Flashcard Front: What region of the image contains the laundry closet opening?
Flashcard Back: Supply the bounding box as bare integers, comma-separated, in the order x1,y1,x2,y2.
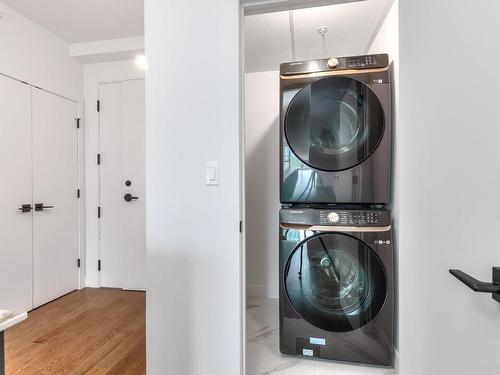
242,0,399,373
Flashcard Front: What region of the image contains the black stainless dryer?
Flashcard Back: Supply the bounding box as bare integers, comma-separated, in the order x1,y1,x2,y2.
280,54,391,204
279,208,394,366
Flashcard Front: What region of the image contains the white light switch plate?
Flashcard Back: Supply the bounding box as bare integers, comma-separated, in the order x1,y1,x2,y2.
206,161,219,186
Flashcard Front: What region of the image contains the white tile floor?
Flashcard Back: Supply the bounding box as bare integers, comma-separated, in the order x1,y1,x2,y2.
246,298,396,375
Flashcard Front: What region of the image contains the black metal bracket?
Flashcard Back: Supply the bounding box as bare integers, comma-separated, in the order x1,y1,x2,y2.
449,267,500,303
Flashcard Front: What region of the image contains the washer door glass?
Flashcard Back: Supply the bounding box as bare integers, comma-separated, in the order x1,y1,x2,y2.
284,77,385,171
284,232,387,332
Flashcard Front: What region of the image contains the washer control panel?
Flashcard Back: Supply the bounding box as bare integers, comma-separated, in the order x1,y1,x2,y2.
280,208,390,227
319,210,381,225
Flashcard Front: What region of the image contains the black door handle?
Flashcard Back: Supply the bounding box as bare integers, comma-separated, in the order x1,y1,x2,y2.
449,267,500,303
34,203,55,211
18,204,32,213
124,193,139,202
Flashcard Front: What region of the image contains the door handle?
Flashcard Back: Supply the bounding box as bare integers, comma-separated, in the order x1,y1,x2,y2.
449,268,500,303
18,204,33,213
34,203,55,211
124,193,139,202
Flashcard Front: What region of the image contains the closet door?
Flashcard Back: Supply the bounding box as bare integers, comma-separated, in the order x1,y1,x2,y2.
32,88,78,308
0,75,33,312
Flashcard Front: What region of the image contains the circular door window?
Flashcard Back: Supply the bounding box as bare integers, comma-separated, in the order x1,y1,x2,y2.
284,77,385,171
284,232,387,332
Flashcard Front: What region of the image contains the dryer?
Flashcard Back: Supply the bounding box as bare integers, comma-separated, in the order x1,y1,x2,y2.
279,208,394,366
280,54,391,205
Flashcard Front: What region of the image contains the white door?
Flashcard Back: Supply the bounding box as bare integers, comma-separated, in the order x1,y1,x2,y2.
0,75,33,312
32,88,79,308
99,80,146,290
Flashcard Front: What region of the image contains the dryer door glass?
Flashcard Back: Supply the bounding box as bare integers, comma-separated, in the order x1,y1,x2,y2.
284,232,387,332
284,77,385,171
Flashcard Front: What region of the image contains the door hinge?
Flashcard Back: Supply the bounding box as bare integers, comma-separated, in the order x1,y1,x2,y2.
77,258,81,268
97,100,100,112
77,189,80,198
97,153,101,165
98,260,101,271
239,220,243,233
98,206,101,218
76,118,81,129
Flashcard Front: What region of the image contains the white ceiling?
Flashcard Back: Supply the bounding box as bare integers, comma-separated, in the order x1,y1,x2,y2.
0,0,144,43
245,0,392,73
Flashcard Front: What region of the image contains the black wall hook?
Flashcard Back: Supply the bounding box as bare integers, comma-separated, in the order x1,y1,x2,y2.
449,267,500,303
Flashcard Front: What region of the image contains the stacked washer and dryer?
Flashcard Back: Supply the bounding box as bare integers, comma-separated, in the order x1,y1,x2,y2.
278,54,394,366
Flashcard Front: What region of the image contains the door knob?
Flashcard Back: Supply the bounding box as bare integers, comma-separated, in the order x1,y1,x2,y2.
124,193,139,202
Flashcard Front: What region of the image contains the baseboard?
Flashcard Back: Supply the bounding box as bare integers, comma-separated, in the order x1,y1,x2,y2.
246,284,278,299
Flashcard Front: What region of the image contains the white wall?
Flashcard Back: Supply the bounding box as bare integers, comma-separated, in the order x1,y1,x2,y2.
83,59,145,287
399,1,500,374
145,0,242,374
0,1,82,101
245,71,281,299
367,0,399,358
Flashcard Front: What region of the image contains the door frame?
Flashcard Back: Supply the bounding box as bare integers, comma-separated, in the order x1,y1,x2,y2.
238,1,360,373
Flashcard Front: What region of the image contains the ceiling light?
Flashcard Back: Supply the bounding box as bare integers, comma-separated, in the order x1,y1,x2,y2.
136,54,148,71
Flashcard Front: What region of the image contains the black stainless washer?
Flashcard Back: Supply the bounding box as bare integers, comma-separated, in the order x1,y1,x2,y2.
279,208,394,366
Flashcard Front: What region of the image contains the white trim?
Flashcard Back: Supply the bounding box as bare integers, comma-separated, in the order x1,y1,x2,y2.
394,348,400,373
364,0,396,53
242,0,360,15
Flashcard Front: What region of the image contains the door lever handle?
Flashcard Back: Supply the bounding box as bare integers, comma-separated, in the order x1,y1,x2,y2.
18,204,33,213
124,193,139,202
449,268,500,303
35,203,55,211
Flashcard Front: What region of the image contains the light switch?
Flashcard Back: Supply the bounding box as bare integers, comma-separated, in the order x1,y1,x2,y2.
206,161,219,186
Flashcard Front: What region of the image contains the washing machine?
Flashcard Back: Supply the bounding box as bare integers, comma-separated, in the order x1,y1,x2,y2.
279,208,393,366
280,54,391,204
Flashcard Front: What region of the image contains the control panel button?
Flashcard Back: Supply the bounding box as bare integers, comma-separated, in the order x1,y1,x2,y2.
327,58,339,68
327,212,340,223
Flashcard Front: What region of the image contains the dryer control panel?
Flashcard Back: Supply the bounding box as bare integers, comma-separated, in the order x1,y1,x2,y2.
280,208,390,227
280,53,389,76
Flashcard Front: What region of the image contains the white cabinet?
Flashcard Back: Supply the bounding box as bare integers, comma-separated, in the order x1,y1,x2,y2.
0,75,79,311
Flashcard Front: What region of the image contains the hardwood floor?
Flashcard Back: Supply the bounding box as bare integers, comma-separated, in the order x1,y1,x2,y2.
4,288,146,375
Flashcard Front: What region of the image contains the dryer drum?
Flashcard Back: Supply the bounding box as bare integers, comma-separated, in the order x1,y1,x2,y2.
284,232,387,333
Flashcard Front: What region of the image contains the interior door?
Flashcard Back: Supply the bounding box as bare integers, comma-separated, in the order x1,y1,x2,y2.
32,88,78,308
0,75,33,312
99,80,146,290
